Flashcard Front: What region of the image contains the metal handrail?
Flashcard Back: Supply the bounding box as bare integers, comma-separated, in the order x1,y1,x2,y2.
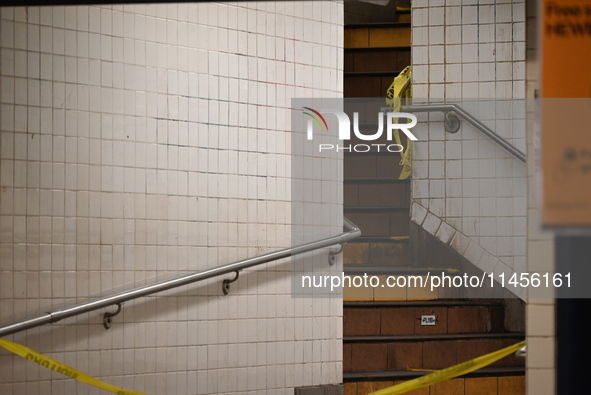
402,103,526,163
0,217,361,338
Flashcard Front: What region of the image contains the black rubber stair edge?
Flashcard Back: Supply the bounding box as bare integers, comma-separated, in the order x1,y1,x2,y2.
343,366,525,382
344,333,526,343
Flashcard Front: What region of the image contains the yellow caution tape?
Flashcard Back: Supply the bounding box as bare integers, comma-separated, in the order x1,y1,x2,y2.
0,338,148,395
369,340,526,395
389,236,410,241
386,66,413,180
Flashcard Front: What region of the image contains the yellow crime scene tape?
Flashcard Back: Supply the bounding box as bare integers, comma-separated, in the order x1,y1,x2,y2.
369,340,526,395
386,66,413,180
1,333,523,395
0,338,148,395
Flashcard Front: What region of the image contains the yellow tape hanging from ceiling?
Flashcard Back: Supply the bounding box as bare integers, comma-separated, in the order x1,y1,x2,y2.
0,338,148,395
386,66,412,180
369,340,526,395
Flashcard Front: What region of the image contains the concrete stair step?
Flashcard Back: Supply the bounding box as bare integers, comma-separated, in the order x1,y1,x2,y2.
345,71,402,77
344,332,525,343
344,74,401,97
344,154,406,179
344,338,525,373
344,300,504,307
345,47,410,73
344,303,506,336
345,183,410,208
343,264,459,274
344,22,411,48
345,236,409,244
343,372,525,395
396,8,411,23
344,241,409,265
345,212,409,237
343,25,410,97
344,375,525,395
345,206,410,213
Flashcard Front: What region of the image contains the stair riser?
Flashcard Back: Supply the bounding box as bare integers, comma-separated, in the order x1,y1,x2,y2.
345,27,411,48
343,101,395,120
398,13,411,23
344,155,406,179
344,306,505,336
345,183,410,208
345,212,409,237
345,49,410,73
345,75,400,97
344,242,409,266
344,376,525,395
344,339,525,373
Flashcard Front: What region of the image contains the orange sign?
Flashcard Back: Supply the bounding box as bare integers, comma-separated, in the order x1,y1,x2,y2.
541,0,591,226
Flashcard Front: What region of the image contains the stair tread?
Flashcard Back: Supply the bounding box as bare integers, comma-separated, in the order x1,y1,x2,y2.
345,46,411,52
343,264,458,275
346,236,409,243
345,71,402,77
344,152,407,157
344,178,410,184
344,300,505,308
343,366,525,381
345,22,411,29
344,333,525,343
345,206,409,212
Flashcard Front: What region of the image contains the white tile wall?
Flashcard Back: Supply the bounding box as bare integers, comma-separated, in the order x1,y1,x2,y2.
523,0,556,392
0,2,344,394
411,0,527,297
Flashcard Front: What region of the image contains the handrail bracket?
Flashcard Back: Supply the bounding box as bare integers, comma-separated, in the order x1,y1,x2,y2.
444,111,461,133
328,244,344,266
222,271,240,295
103,303,124,330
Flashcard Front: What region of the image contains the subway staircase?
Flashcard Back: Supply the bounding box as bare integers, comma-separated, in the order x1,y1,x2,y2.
342,10,525,395
344,22,410,98
342,301,525,395
343,16,413,272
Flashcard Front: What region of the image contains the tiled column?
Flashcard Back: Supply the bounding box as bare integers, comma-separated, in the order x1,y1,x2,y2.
524,1,555,394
